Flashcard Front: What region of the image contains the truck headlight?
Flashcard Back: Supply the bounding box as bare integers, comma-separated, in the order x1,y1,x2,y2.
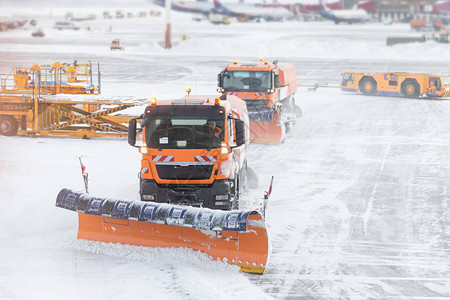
215,195,229,206
221,142,229,155
139,146,148,154
142,194,156,201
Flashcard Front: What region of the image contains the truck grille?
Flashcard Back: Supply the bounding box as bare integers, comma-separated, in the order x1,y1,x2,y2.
244,99,269,111
248,109,275,122
156,163,213,180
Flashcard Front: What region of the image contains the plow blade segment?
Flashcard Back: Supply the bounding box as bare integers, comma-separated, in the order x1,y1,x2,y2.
248,110,285,144
56,188,269,274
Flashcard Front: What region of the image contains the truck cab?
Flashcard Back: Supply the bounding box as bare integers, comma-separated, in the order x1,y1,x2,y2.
425,75,450,97
217,59,299,144
110,39,125,50
128,94,250,210
218,59,281,111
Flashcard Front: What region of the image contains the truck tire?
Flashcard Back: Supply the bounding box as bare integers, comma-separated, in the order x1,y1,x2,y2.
247,166,259,189
281,97,298,131
294,105,302,118
240,161,248,192
231,172,240,210
231,195,239,210
401,79,420,98
359,77,377,96
0,115,18,136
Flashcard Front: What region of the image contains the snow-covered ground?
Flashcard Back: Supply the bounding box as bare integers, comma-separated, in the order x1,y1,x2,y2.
1,1,450,299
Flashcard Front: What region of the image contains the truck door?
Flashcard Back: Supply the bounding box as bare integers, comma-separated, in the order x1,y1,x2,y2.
228,118,235,146
341,73,354,87
428,77,441,94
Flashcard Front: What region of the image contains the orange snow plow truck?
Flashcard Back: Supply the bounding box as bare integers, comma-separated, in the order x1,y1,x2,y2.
218,59,301,144
55,94,270,274
341,72,450,99
129,94,250,210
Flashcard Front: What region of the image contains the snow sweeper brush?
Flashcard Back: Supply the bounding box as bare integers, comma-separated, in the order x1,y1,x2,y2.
55,188,270,274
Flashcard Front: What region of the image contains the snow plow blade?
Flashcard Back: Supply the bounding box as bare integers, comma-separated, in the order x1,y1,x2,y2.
56,188,269,274
248,110,285,144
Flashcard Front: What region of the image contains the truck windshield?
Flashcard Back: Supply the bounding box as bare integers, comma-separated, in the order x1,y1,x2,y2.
221,71,272,92
441,76,450,85
144,117,224,149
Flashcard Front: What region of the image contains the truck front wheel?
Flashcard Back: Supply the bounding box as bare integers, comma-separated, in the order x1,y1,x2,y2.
402,80,420,98
359,77,377,96
0,115,18,136
231,173,240,210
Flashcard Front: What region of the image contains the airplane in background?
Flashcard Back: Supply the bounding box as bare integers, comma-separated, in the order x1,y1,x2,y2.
319,1,370,24
151,0,293,21
212,0,293,21
262,1,342,16
152,0,214,15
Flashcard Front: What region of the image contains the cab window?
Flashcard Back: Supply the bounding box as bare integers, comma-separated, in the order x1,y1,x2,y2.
343,73,354,81
430,77,441,90
342,73,354,86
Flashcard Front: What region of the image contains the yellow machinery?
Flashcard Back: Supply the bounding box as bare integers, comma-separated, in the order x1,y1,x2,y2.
1,61,100,95
341,72,450,99
0,62,142,138
0,93,141,138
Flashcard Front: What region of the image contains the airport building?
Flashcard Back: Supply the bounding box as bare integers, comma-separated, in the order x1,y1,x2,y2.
342,0,448,21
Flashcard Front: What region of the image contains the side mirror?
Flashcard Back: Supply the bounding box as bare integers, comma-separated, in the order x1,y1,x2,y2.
235,119,245,147
128,118,137,147
217,72,222,87
274,74,280,88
